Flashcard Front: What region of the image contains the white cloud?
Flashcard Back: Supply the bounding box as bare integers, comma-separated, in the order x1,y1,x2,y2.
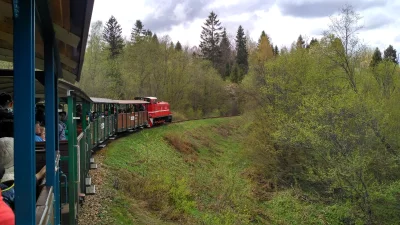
173,3,187,21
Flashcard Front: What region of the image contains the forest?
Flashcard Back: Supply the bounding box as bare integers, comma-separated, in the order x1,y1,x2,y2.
77,4,400,224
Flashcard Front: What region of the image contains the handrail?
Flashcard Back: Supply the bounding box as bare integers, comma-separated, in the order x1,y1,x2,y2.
36,186,54,225
77,132,84,142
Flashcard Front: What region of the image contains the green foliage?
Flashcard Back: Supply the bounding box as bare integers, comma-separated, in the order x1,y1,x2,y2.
265,190,362,225
242,6,400,224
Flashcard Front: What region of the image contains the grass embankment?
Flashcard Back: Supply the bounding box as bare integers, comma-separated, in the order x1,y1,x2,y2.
99,117,270,224
85,117,373,225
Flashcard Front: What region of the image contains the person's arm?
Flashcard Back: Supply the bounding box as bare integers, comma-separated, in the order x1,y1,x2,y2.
35,166,46,181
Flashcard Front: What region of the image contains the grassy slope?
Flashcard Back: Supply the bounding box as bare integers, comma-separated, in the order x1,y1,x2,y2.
101,117,270,225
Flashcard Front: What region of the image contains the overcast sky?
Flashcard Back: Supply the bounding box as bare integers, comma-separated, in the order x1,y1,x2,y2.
91,0,399,52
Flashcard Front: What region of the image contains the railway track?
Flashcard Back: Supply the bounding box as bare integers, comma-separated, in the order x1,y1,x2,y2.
94,115,241,149
169,115,241,124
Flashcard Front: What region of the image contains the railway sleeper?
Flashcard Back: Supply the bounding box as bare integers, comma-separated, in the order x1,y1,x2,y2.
90,164,98,169
85,185,96,195
85,177,92,186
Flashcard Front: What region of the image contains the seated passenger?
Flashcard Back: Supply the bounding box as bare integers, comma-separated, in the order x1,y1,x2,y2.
0,137,46,210
35,122,44,142
0,186,14,225
40,127,45,141
59,112,67,141
0,93,13,138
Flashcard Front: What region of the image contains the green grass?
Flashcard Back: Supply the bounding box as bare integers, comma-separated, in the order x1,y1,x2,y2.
102,117,269,224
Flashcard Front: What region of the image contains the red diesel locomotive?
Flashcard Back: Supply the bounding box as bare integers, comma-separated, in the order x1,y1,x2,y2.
135,97,172,127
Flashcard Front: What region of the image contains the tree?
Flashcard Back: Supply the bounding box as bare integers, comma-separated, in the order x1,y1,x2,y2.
219,28,233,79
143,29,152,37
323,4,364,92
199,11,223,67
370,47,382,68
78,20,107,96
383,45,397,63
235,25,249,76
175,41,182,51
169,42,175,50
274,45,279,56
131,20,152,42
152,34,159,43
258,31,267,45
256,31,274,62
307,38,319,48
296,35,305,49
103,16,124,58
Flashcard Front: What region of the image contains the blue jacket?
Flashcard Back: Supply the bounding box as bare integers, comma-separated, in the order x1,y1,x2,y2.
35,135,43,142
0,183,14,210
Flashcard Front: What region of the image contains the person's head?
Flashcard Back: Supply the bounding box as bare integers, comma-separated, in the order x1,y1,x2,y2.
0,93,13,111
35,122,41,135
59,111,67,122
0,137,14,182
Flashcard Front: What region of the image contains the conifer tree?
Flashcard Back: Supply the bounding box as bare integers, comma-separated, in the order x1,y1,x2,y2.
384,45,398,64
370,47,382,68
307,38,319,48
257,31,274,62
274,45,279,56
103,15,124,58
152,34,159,43
175,41,182,51
258,31,267,46
131,20,150,42
219,28,232,79
296,35,305,49
235,25,248,75
199,11,223,67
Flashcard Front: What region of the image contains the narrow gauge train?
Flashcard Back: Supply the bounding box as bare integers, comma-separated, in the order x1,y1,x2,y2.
0,0,171,224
